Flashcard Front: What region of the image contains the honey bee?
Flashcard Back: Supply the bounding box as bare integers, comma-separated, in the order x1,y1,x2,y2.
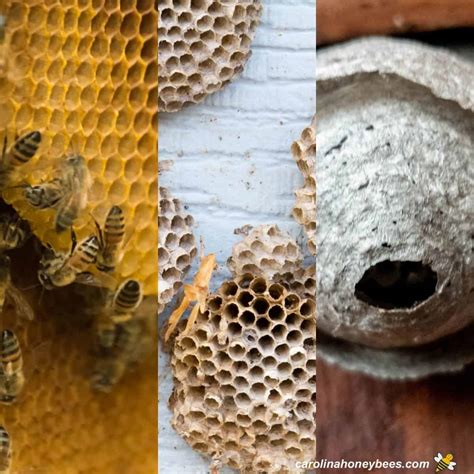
90,355,126,393
96,317,118,350
164,245,216,341
0,131,42,189
0,254,34,320
0,330,24,405
95,205,126,273
92,319,143,392
114,319,143,363
111,279,142,324
0,426,11,474
23,154,90,233
0,214,29,252
95,279,141,351
38,231,100,289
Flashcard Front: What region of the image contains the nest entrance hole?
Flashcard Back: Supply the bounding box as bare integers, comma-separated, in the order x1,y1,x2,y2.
355,260,437,310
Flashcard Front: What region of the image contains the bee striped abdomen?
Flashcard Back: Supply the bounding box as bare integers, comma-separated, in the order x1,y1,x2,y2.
113,280,141,316
105,206,125,246
0,330,21,370
8,131,41,166
98,206,125,272
79,236,99,265
0,426,11,472
436,460,448,471
0,131,41,188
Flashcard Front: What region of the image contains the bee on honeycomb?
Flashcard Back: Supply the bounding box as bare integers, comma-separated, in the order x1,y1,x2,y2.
0,1,158,473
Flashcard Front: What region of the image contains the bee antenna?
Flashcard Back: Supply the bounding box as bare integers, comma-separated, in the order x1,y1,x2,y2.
5,183,29,190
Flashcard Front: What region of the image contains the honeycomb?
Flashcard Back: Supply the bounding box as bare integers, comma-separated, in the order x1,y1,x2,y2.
158,186,197,315
0,244,157,474
170,273,316,472
158,0,262,112
0,0,158,295
227,224,303,280
292,115,316,255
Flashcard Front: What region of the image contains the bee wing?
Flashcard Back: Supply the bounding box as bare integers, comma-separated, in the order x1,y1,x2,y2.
434,454,442,462
75,271,117,290
448,463,456,469
6,284,35,320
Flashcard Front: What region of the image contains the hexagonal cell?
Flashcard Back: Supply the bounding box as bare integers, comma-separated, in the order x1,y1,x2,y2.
1,1,158,295
158,0,262,112
170,273,316,471
158,187,197,314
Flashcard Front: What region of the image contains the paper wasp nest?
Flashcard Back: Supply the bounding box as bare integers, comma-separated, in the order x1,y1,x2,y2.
227,225,303,280
170,273,316,472
317,38,474,358
158,0,262,113
275,265,316,301
158,187,197,314
293,115,316,255
0,0,157,295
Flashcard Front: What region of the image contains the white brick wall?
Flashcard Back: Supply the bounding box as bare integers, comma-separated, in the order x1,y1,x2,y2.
159,1,315,471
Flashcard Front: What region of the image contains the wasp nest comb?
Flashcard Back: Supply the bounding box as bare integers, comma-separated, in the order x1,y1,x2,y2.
158,0,262,112
0,0,157,295
317,38,474,377
227,224,302,280
159,187,197,314
293,115,316,255
170,273,316,472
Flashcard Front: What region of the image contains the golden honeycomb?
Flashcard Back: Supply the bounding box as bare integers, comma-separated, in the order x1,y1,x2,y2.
170,273,316,472
158,0,262,112
158,186,197,315
292,115,316,255
227,224,303,280
0,0,158,295
0,244,157,474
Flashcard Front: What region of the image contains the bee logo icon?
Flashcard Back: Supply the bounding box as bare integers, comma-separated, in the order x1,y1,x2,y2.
434,453,456,472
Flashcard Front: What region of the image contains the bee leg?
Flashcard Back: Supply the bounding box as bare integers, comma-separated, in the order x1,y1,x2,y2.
164,295,190,342
183,302,200,335
93,217,104,248
70,227,77,255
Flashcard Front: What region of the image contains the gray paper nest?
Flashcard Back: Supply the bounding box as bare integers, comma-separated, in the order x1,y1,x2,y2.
317,37,474,380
